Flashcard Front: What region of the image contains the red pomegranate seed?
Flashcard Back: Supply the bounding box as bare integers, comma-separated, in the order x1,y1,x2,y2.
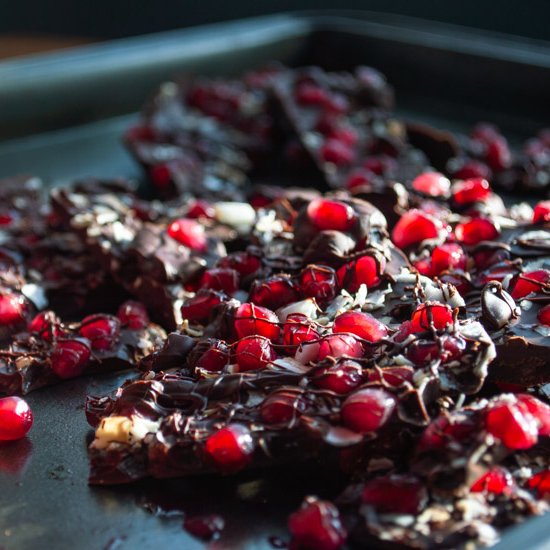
195,340,230,372
186,200,215,219
150,164,172,189
307,198,356,232
533,200,550,224
0,293,25,325
79,315,120,350
410,302,453,333
391,209,443,249
124,125,156,143
234,303,280,341
314,360,363,394
452,178,491,205
167,218,208,252
431,243,467,274
320,139,355,166
516,394,550,436
235,335,276,371
366,366,414,387
296,83,328,106
510,270,550,299
406,335,465,365
0,396,33,441
200,268,240,294
0,213,13,226
260,389,306,424
326,125,357,145
455,217,499,246
341,388,396,433
288,497,347,550
318,334,364,361
528,470,550,497
537,305,550,326
28,311,60,341
362,474,427,515
418,412,478,451
412,172,450,197
485,136,511,171
345,168,377,190
414,258,434,277
181,289,227,324
216,251,262,277
116,301,149,330
183,514,225,541
336,254,384,292
204,424,254,473
283,313,319,352
363,155,397,176
51,339,91,379
300,265,337,302
333,311,388,343
486,399,539,450
450,158,492,180
248,276,300,311
470,467,513,494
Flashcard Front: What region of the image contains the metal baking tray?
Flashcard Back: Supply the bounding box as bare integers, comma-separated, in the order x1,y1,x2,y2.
0,12,549,550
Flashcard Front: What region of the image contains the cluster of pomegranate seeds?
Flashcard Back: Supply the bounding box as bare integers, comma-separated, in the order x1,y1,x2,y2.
51,339,91,379
361,474,427,515
78,315,120,350
391,209,443,249
306,198,356,232
260,389,306,424
470,468,514,494
412,171,450,197
333,311,388,343
181,289,227,324
235,335,276,371
0,293,26,326
0,396,33,441
166,218,208,251
340,388,396,433
336,254,383,292
234,303,280,340
116,301,149,329
203,424,254,473
288,497,347,550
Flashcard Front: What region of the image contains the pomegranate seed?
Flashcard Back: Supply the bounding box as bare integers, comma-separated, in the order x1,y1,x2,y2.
307,199,356,232
195,340,230,372
200,268,240,294
418,412,478,451
296,84,328,106
300,265,337,302
116,301,149,330
283,313,319,352
0,293,25,325
167,218,208,252
336,254,384,292
248,276,300,310
333,311,388,343
260,389,306,424
431,243,467,274
318,334,364,361
394,320,413,343
537,305,550,326
0,397,33,441
216,251,262,277
326,125,357,145
511,270,550,299
345,168,377,190
181,289,227,324
450,158,492,180
391,209,443,249
362,474,427,515
485,136,511,171
414,258,434,277
183,514,225,541
516,394,550,436
455,217,499,246
486,399,539,449
235,335,276,371
288,497,347,550
366,366,414,387
0,213,13,226
149,164,172,189
410,302,453,333
314,360,363,394
125,125,156,142
528,470,550,497
28,311,60,341
51,339,91,379
533,200,550,224
363,155,397,176
320,139,355,166
412,172,450,197
341,388,396,433
234,303,280,341
79,315,120,350
471,467,513,494
406,335,465,365
187,200,215,219
204,424,254,473
452,178,491,205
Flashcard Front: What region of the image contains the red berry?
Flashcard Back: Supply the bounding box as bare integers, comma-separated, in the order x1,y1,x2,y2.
318,334,364,361
362,474,427,515
183,514,225,541
333,311,388,343
345,168,376,190
288,497,347,550
319,139,355,166
391,209,443,249
412,172,450,197
366,366,414,387
300,265,337,302
528,469,550,497
485,136,511,171
248,276,300,310
0,396,33,441
204,424,254,473
336,254,384,292
181,289,227,324
326,125,357,145
186,200,215,219
283,313,319,352
511,270,550,299
79,315,120,350
486,399,539,450
533,201,550,224
537,305,550,326
418,412,478,451
307,199,356,232
296,83,328,106
455,217,499,246
314,360,363,394
0,293,25,326
452,178,491,205
216,251,262,277
341,388,396,433
516,394,550,436
431,243,467,274
470,468,513,494
116,301,149,330
260,389,306,424
150,164,172,189
234,303,280,341
200,268,240,294
28,311,60,341
450,158,492,180
410,302,453,333
195,340,230,372
235,335,276,371
51,339,91,379
167,218,208,252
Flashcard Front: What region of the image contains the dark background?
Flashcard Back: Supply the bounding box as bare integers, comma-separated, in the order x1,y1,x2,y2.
1,0,549,42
